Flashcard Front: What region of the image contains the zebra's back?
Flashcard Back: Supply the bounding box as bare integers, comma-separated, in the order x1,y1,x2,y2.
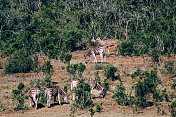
29,87,40,97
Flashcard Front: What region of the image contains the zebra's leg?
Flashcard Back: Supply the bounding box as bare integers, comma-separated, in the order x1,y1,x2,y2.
34,97,38,109
100,53,103,63
47,95,50,107
58,94,61,105
107,48,110,55
29,97,32,107
104,53,106,62
92,53,97,63
90,88,93,99
54,95,56,104
73,93,76,101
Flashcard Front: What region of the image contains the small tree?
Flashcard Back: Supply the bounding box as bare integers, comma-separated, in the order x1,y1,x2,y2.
12,83,28,111
74,79,93,109
104,65,117,81
112,82,129,106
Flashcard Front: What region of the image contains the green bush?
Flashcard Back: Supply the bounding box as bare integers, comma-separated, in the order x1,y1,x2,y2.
74,79,93,109
60,53,72,64
134,70,162,108
112,82,129,106
5,51,34,74
89,108,95,117
66,63,86,77
164,61,175,74
96,103,103,112
119,41,134,56
171,80,176,89
104,65,117,81
12,83,28,111
41,60,53,75
151,48,159,63
169,101,176,117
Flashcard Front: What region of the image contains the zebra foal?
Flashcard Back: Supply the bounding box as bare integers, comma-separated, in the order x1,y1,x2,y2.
28,87,41,109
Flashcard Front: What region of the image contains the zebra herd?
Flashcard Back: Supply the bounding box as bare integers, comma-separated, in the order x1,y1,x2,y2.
28,79,104,109
28,37,118,109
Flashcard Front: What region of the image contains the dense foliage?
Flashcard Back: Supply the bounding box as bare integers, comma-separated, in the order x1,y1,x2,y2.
5,50,34,74
0,0,175,60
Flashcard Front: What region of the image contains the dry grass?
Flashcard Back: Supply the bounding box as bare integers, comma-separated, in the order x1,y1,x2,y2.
0,49,175,117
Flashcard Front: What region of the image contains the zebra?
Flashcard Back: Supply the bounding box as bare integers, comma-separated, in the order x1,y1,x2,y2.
45,87,68,107
85,79,104,98
71,79,104,101
84,46,106,64
92,37,120,55
28,87,41,109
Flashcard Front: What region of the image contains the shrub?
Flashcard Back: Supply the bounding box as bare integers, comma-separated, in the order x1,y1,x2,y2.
60,53,72,64
169,101,176,117
102,79,109,97
112,82,129,106
104,65,117,81
119,41,134,56
171,80,176,89
164,61,175,74
41,60,53,75
95,64,104,70
12,83,28,111
66,64,78,76
134,70,162,108
131,68,143,79
0,61,2,69
151,48,159,63
74,79,93,109
66,63,86,77
77,63,86,76
5,51,34,74
89,108,95,117
96,103,103,112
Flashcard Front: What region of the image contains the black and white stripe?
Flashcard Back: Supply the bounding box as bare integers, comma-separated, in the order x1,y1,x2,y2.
85,79,104,98
45,87,68,107
28,87,41,109
84,46,106,64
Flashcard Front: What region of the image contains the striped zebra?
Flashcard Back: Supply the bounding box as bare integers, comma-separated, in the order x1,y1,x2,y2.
45,87,68,107
92,37,120,55
71,79,104,101
28,87,41,109
84,46,106,64
85,79,104,98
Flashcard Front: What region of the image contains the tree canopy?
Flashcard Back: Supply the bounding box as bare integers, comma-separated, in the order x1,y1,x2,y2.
0,0,176,58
